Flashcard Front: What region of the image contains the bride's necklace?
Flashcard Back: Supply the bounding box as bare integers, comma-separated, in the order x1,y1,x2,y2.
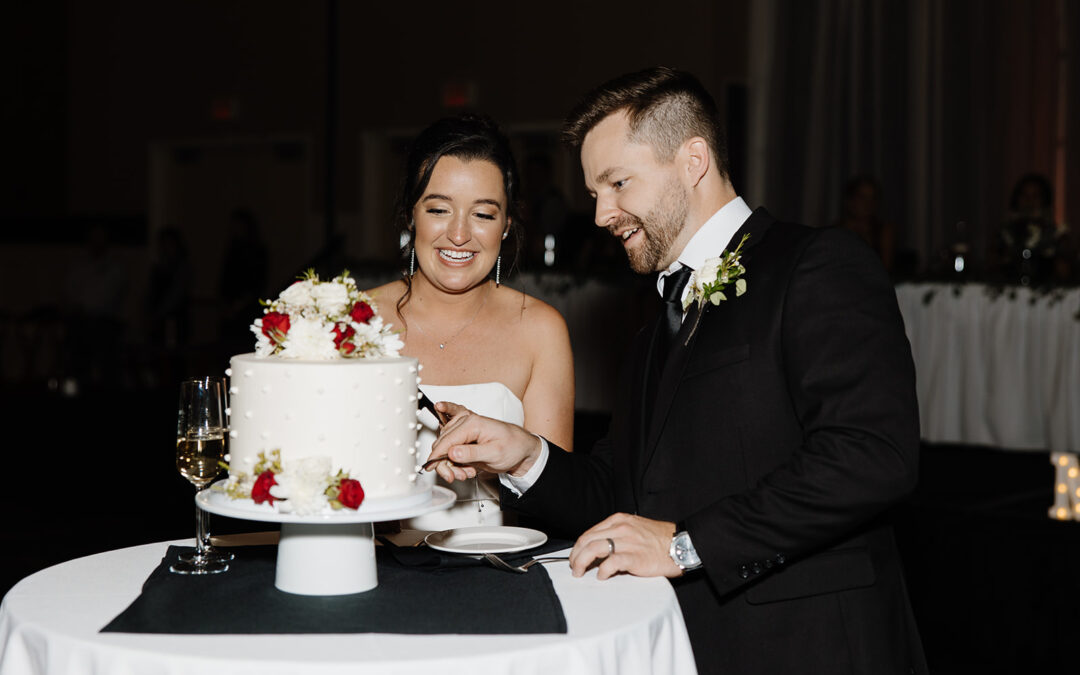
410,286,490,350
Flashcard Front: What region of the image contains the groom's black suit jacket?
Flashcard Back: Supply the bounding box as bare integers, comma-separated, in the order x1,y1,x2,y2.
505,209,927,674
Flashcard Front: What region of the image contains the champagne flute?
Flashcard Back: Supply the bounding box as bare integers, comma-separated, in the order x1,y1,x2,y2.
170,377,229,575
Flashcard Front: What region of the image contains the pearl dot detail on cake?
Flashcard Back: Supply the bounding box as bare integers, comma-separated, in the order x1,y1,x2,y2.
408,474,417,483
408,394,416,402
408,366,417,374
224,368,232,377
394,378,402,386
244,369,253,377
408,447,415,455
230,386,239,394
229,430,238,439
225,407,231,416
394,468,402,475
377,395,385,403
380,453,387,460
261,385,270,394
378,424,386,431
260,432,270,440
244,411,253,419
395,407,402,415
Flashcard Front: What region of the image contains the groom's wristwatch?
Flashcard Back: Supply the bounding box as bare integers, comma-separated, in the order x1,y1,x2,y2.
669,531,702,571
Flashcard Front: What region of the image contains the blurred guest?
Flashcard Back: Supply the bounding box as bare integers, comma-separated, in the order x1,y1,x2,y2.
63,224,128,388
999,172,1073,285
832,174,896,274
217,208,267,352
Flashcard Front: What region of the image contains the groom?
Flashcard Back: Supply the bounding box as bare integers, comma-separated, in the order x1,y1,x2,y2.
430,67,927,674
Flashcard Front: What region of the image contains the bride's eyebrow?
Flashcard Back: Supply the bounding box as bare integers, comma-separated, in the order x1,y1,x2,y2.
473,198,502,209
421,193,452,202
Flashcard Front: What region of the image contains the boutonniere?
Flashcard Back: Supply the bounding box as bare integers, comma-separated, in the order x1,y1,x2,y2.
682,233,750,343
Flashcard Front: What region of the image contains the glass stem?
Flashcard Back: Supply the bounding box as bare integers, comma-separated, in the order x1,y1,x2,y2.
194,489,208,556
198,505,212,550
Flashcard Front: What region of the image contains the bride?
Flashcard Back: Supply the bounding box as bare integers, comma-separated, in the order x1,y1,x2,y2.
368,114,574,530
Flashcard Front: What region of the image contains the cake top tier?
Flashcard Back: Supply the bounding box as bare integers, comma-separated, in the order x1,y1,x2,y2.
250,270,403,360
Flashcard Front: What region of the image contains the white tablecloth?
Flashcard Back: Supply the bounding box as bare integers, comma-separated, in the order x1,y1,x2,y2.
896,283,1080,452
0,539,697,675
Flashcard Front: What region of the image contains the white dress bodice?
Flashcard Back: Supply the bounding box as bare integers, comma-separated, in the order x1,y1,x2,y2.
405,382,525,531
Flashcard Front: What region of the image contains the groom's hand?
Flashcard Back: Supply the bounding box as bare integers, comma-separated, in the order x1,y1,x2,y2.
428,402,543,482
569,513,683,580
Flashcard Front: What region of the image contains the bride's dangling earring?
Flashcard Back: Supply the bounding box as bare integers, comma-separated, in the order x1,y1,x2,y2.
409,246,416,277
495,229,507,287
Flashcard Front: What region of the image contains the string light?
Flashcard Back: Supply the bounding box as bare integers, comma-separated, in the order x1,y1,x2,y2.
1049,453,1080,521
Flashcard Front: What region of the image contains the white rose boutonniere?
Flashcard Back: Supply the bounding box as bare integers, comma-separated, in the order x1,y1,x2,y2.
681,233,750,342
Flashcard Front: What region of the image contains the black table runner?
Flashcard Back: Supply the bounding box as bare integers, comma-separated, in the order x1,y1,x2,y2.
102,542,569,635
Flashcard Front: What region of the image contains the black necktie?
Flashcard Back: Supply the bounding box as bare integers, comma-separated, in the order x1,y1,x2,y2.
659,266,693,355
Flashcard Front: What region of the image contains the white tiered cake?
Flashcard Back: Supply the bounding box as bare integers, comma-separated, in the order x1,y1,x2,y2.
219,271,427,513
227,354,427,505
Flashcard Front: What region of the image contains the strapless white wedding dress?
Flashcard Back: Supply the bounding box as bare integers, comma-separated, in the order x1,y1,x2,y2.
403,382,525,532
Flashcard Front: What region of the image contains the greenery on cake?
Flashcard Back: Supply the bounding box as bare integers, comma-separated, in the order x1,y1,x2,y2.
221,449,366,514
252,270,403,359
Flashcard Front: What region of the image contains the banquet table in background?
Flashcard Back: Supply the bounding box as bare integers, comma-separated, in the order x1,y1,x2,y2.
895,283,1080,453
0,539,697,675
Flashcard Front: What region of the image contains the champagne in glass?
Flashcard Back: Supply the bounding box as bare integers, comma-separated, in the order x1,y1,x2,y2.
170,377,229,575
177,432,227,486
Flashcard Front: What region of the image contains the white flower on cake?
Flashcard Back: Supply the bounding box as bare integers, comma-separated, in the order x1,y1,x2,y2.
250,270,401,360
221,450,367,512
310,281,350,315
270,456,333,515
279,278,316,307
278,316,338,360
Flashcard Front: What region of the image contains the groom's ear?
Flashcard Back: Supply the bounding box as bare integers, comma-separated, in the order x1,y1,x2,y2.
682,137,711,188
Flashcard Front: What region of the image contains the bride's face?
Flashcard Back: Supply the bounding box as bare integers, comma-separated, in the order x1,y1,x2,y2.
412,156,509,293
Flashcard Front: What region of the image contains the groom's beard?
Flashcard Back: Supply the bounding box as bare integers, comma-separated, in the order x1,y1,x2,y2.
610,178,689,274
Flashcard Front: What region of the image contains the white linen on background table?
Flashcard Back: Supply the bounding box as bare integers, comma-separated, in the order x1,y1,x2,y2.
0,540,698,675
895,283,1080,452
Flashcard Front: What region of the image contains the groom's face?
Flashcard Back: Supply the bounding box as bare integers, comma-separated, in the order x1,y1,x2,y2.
581,112,689,274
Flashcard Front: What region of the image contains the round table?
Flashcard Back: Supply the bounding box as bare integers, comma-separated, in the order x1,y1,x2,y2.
0,538,698,675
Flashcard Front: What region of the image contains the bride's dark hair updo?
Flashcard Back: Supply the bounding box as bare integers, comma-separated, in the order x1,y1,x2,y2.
397,113,523,268
394,114,524,323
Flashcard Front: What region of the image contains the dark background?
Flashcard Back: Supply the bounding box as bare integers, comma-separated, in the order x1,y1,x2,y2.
3,2,1079,673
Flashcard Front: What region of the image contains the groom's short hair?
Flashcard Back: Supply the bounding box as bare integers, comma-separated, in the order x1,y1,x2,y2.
562,66,729,179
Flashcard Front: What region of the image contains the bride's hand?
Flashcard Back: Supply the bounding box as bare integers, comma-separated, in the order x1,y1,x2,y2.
429,402,544,482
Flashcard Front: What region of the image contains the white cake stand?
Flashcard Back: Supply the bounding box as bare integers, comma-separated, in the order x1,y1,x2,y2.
197,484,454,596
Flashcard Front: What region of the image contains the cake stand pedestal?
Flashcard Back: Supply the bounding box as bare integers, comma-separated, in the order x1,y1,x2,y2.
197,485,454,596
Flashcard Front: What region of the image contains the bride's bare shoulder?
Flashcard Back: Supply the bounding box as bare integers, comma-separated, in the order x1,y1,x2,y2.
493,285,568,337
365,280,406,316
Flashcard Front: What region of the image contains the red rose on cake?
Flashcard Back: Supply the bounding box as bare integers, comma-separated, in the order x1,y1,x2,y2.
336,478,365,509
350,301,374,324
260,312,291,345
251,470,278,505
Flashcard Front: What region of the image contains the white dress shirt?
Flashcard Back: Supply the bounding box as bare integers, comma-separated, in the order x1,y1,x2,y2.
503,196,753,495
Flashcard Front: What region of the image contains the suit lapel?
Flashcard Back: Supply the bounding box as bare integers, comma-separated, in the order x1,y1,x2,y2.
638,207,774,480
641,300,701,475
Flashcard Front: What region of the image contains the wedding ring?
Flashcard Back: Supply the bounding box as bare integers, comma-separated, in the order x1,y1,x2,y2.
606,538,615,556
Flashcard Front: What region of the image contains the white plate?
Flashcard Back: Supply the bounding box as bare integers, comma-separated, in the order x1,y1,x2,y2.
424,526,548,554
